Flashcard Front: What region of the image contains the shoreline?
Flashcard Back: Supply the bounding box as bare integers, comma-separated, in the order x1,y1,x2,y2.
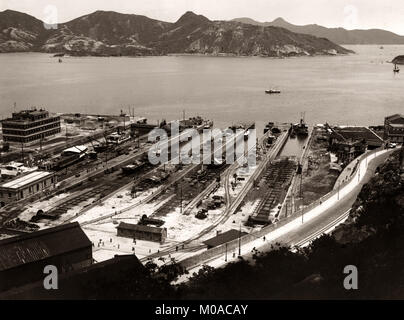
0,51,353,59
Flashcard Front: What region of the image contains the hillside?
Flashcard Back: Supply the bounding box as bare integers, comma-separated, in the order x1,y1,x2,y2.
233,17,404,45
0,9,48,52
0,10,352,57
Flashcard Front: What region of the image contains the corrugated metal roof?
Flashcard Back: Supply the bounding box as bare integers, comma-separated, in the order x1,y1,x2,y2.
0,222,91,272
203,229,247,248
117,222,164,234
0,171,52,189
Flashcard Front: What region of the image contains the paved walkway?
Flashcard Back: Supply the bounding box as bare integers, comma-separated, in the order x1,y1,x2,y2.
333,155,360,190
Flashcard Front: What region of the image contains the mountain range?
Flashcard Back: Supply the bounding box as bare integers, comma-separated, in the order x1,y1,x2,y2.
0,9,352,57
232,17,404,45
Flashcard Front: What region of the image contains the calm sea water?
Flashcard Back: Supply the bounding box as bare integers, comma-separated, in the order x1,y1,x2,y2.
1,45,403,134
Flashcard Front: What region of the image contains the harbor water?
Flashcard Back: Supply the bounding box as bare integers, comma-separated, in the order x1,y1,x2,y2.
1,45,403,135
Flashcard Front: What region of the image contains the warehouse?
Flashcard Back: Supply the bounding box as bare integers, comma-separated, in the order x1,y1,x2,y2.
0,222,92,292
117,222,167,243
328,126,383,149
0,170,56,206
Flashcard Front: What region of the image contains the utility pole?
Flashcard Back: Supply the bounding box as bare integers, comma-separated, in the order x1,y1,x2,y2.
180,183,183,214
337,181,340,200
358,163,360,182
299,170,303,199
238,223,241,256
292,193,295,215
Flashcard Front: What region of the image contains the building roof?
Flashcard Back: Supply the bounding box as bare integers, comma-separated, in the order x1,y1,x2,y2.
332,126,383,144
0,222,91,272
117,222,165,234
203,229,248,248
0,171,52,190
62,145,87,154
0,255,145,299
386,114,404,122
389,123,404,128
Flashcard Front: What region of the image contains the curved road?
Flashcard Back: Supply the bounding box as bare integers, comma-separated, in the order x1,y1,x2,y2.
184,148,397,271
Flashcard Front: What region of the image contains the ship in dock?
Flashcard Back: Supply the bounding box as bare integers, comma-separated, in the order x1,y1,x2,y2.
292,114,309,137
263,122,274,134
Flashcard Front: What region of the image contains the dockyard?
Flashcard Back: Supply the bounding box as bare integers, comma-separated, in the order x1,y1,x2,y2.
0,108,389,270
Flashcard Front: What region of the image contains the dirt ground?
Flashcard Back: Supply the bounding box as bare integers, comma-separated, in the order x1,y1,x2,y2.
300,128,339,205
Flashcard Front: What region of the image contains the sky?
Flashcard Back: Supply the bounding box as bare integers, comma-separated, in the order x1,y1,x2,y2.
1,0,404,35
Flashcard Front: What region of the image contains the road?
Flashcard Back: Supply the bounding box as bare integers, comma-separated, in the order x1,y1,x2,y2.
181,147,397,273
273,148,394,249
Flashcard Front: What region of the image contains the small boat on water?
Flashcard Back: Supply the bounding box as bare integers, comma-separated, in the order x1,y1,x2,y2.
265,89,281,94
394,64,400,73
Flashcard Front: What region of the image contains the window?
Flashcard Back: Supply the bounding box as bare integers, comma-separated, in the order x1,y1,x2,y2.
36,184,39,191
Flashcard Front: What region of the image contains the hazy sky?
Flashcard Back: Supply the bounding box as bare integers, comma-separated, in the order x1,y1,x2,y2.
1,0,404,35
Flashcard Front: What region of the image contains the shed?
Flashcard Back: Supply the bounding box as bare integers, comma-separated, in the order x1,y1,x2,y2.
117,222,167,243
203,229,247,249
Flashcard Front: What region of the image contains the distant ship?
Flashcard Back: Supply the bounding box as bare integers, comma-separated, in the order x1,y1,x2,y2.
394,64,400,73
265,89,281,94
58,58,62,63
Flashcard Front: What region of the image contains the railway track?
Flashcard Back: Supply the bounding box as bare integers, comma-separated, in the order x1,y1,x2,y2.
142,130,288,261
